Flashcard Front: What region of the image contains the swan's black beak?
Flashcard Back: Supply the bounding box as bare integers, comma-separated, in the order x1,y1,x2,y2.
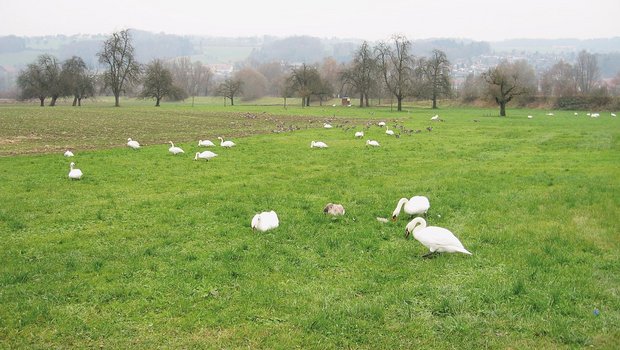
391,215,397,222
404,229,410,239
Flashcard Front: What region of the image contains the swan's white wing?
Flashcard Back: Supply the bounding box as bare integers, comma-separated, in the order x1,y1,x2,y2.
415,227,466,251
405,196,430,214
266,211,279,229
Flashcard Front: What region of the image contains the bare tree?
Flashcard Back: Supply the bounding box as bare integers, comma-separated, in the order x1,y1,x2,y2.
540,60,577,98
574,50,600,95
169,58,213,106
16,54,64,106
319,57,341,100
257,61,286,96
234,67,268,101
140,59,176,107
459,73,484,102
419,49,452,109
482,60,536,117
97,29,141,107
216,78,243,106
376,35,415,111
39,55,64,106
289,63,321,107
341,41,376,107
61,56,95,106
17,61,47,106
190,61,213,102
277,76,294,108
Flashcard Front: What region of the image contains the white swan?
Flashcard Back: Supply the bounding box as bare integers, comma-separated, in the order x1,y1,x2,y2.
194,151,218,161
431,115,440,121
378,121,386,127
612,113,617,117
385,126,394,136
527,115,533,119
392,196,430,220
127,138,140,149
546,112,554,116
310,141,328,148
198,139,216,147
217,137,236,148
366,140,380,147
405,217,472,257
251,211,279,232
354,131,364,138
64,150,74,157
324,123,333,129
68,162,83,180
168,141,184,155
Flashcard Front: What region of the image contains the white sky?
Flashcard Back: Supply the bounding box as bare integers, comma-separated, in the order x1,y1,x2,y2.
1,0,618,41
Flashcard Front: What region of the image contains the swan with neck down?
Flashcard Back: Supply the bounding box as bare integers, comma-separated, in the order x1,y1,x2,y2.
251,211,279,232
405,217,472,257
392,196,430,220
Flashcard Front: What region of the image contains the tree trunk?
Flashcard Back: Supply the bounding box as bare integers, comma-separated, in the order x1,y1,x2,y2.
432,96,437,109
230,96,234,106
306,97,310,107
283,97,287,109
191,95,195,107
365,93,369,107
49,96,58,107
359,92,364,107
155,97,161,107
72,96,78,106
114,94,120,107
39,97,45,107
397,96,403,111
500,101,506,116
78,98,82,107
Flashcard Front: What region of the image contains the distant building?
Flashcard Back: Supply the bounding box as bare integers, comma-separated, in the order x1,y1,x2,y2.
208,63,234,78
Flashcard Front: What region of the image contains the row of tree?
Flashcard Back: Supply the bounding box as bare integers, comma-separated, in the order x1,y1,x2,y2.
460,50,614,114
16,30,617,116
17,55,95,106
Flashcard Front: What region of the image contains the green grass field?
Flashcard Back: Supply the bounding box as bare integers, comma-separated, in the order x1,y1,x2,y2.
0,102,618,348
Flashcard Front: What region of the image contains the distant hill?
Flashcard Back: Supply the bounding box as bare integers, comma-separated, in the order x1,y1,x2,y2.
2,31,619,69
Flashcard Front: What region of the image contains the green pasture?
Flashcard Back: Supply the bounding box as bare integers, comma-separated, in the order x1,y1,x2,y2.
0,103,618,348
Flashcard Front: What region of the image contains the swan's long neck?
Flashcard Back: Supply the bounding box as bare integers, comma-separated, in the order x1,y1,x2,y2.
194,152,199,160
169,141,174,147
406,217,427,235
218,137,224,145
392,198,409,218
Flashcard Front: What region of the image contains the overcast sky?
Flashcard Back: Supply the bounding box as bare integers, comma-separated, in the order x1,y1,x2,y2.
1,0,618,41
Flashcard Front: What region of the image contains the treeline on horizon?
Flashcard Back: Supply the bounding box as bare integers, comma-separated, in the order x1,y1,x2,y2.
4,30,620,114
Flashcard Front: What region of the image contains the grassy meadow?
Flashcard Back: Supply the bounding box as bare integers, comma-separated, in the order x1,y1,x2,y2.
0,101,619,348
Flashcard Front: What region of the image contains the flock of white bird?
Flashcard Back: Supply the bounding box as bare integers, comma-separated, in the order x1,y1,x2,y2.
264,121,470,257
59,110,618,257
527,112,617,119
63,136,237,179
311,119,408,149
61,118,479,258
